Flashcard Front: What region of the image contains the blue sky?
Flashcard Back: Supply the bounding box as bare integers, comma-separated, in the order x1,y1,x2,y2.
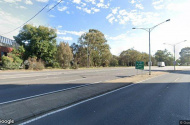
0,0,190,58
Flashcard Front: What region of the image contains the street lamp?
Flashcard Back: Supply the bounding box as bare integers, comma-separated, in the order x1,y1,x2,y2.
163,40,187,70
132,19,170,75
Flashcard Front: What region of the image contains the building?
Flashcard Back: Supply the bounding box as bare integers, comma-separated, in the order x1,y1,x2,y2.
0,35,19,61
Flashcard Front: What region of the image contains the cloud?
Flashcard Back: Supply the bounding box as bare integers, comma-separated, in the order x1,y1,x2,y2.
154,5,164,10
135,4,144,10
106,14,116,24
36,0,49,2
73,0,110,14
19,6,27,9
25,0,33,5
0,9,24,39
83,8,91,14
73,0,81,4
111,7,120,14
106,8,160,26
91,7,100,13
166,2,189,12
49,14,55,18
57,25,62,29
3,0,21,3
76,6,100,14
130,0,136,4
58,36,73,41
152,0,163,5
57,30,85,36
58,6,68,11
152,0,164,10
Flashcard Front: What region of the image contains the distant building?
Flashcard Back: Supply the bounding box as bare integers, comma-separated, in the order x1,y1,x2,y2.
0,35,19,61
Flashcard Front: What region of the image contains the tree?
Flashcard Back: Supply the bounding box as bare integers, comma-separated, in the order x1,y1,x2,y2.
78,29,112,67
119,49,142,66
110,55,119,66
11,45,25,60
57,42,73,68
14,24,57,66
179,47,190,65
155,49,173,66
70,43,87,67
140,52,149,66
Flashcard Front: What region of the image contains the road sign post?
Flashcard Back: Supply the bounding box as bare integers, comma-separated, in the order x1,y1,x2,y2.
135,61,144,75
135,61,144,70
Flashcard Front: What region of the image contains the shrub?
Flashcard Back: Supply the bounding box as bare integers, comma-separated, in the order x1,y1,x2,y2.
71,62,78,69
2,53,23,69
27,57,45,70
52,62,60,68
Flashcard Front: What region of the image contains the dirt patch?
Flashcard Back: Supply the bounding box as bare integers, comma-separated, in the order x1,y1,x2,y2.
105,71,168,84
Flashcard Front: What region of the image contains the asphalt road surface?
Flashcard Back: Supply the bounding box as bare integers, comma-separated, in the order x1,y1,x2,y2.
25,69,190,125
0,67,140,104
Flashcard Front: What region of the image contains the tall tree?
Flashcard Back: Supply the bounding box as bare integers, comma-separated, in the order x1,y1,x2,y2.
70,43,87,67
179,47,190,65
14,24,57,66
119,49,142,66
155,49,173,66
78,29,112,67
110,55,119,66
57,42,73,68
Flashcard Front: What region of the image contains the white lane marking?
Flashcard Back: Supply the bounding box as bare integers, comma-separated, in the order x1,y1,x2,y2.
174,78,180,82
1,76,86,85
0,73,63,80
0,84,88,105
20,83,135,125
0,78,112,105
0,68,131,80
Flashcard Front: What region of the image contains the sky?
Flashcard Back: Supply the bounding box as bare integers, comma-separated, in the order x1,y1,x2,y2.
0,0,190,58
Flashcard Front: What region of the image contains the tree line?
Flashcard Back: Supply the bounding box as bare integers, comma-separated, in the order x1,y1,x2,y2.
1,24,190,70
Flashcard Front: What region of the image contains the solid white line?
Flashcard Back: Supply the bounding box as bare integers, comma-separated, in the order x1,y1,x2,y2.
0,84,89,105
0,68,130,80
20,83,135,125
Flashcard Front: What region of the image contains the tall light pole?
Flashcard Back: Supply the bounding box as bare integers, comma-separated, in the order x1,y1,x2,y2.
163,40,187,70
132,19,170,75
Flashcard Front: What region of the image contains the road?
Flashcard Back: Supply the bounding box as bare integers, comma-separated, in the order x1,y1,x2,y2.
25,69,190,125
0,66,187,104
0,67,140,104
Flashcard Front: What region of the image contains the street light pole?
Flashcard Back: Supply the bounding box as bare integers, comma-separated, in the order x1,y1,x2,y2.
133,19,170,75
174,45,176,70
164,40,187,71
149,29,151,75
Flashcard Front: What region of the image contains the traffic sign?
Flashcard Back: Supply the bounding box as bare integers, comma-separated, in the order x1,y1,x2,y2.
135,61,144,70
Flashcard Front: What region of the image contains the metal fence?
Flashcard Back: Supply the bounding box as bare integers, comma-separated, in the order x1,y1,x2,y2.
0,35,19,49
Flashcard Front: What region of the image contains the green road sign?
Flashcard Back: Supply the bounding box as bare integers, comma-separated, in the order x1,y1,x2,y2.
135,61,144,70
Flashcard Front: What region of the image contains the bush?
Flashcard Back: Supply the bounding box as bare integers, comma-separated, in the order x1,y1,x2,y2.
2,53,23,69
26,57,44,70
71,62,78,69
52,62,60,68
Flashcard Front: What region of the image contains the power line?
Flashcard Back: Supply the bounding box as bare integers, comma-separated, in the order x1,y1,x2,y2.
0,4,49,36
47,0,63,12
